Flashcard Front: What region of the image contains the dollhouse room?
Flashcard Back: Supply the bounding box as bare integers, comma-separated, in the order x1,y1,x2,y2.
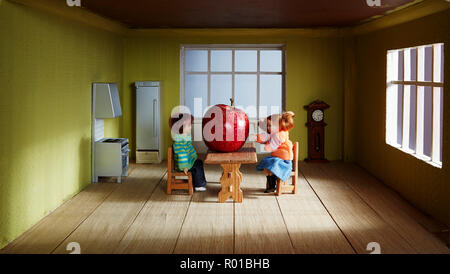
0,0,449,257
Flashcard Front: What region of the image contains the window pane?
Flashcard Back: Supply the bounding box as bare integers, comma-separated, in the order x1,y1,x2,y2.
402,85,416,151
387,50,402,82
185,74,207,117
211,50,232,72
185,50,207,72
416,86,424,155
423,86,432,157
235,75,257,118
396,85,403,145
402,86,410,149
235,50,257,72
398,51,404,81
386,84,402,146
260,50,282,72
211,75,232,106
407,85,416,151
439,87,443,163
416,86,432,157
418,46,433,82
433,44,444,83
404,48,417,81
432,87,443,163
260,75,282,116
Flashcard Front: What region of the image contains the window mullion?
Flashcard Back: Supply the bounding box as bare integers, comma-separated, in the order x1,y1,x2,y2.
415,47,419,156
232,49,235,103
182,46,186,106
208,49,211,108
282,46,286,112
257,50,260,121
430,45,434,162
400,50,404,148
400,84,407,148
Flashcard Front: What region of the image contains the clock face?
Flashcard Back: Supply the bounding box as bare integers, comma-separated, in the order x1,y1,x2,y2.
312,109,324,122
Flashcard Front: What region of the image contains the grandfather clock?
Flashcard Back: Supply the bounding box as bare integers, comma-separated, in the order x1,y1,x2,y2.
304,100,330,163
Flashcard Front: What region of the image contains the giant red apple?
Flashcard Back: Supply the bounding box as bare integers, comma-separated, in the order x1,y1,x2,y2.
202,101,249,152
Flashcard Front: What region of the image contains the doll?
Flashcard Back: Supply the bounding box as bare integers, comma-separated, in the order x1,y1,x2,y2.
169,112,207,191
256,111,295,193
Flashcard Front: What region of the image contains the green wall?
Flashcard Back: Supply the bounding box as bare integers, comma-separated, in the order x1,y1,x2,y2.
352,9,450,227
0,1,123,249
122,31,345,161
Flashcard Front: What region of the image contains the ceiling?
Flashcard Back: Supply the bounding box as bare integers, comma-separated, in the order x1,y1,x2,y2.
81,0,417,29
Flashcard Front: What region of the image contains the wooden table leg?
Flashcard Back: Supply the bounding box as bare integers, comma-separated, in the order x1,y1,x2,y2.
218,163,243,203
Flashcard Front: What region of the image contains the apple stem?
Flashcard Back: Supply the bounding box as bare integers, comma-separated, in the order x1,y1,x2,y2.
230,98,234,107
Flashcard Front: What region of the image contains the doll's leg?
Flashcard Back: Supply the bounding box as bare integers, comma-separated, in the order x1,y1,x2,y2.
264,169,272,190
264,175,277,193
263,169,276,192
264,169,273,176
190,159,207,187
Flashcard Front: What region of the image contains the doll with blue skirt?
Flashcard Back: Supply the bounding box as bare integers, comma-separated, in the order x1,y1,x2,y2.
256,111,296,193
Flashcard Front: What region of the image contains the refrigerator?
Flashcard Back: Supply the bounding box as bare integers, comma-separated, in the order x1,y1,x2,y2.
135,81,162,163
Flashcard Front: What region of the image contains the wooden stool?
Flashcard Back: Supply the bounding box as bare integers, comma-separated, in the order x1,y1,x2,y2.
265,142,299,196
167,146,193,195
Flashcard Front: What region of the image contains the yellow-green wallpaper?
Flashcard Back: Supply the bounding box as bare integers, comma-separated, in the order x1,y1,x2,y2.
122,32,344,161
0,1,123,249
352,9,450,227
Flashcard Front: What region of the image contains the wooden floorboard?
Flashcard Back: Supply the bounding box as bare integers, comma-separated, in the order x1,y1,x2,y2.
276,174,355,254
234,165,294,254
115,174,192,254
2,161,448,254
300,162,416,254
173,165,234,254
52,163,166,254
0,182,118,254
328,162,450,254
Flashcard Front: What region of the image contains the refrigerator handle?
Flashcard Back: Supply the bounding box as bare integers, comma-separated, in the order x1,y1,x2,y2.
153,99,157,137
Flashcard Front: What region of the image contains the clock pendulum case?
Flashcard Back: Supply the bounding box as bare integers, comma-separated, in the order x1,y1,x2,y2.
304,100,330,162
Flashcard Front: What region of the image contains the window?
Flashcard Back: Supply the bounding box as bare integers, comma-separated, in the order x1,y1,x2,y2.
386,43,444,168
181,45,285,120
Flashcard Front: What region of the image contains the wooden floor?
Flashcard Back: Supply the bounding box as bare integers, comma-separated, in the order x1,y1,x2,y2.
1,161,449,254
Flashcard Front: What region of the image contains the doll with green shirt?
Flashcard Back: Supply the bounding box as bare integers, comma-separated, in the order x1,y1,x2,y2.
169,112,207,191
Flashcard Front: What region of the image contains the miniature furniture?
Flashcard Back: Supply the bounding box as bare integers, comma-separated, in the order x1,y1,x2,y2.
205,143,257,203
304,100,330,162
266,142,299,196
167,146,193,195
135,82,162,164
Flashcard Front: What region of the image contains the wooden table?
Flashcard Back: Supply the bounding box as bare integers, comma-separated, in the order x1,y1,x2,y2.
204,143,258,203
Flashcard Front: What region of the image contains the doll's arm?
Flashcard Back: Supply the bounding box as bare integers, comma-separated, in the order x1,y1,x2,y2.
260,133,281,152
256,132,282,152
256,133,269,144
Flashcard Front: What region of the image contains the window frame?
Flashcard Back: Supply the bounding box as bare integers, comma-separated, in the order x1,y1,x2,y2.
385,43,444,168
180,44,286,121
